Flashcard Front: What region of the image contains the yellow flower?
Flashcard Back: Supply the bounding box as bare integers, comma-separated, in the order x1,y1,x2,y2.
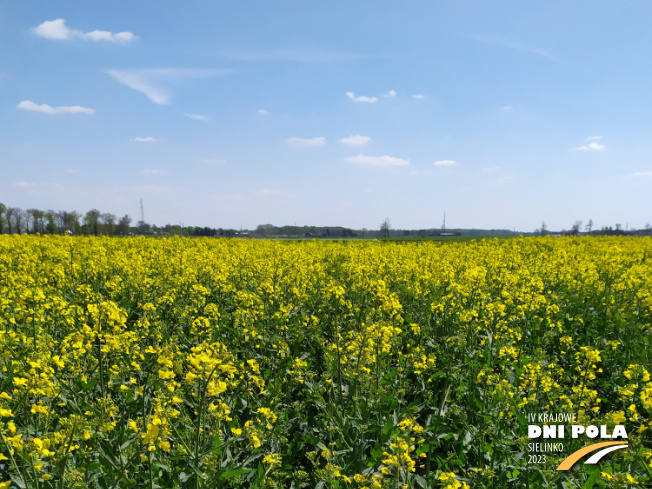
262,453,282,465
626,474,638,484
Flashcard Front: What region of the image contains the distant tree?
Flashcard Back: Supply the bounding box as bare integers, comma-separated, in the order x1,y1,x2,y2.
84,209,101,235
101,213,117,236
256,224,275,236
615,223,622,231
0,203,6,234
25,208,38,234
540,221,548,236
5,207,16,234
9,208,26,234
118,215,132,235
585,219,593,234
380,218,391,238
45,211,57,234
571,221,582,235
63,211,81,234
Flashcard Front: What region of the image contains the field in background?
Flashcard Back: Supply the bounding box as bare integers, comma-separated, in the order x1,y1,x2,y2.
0,236,650,488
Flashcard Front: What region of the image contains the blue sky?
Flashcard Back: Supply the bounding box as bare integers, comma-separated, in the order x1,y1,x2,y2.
2,1,651,231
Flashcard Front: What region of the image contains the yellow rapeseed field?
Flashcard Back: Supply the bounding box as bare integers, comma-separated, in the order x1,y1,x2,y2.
0,235,650,488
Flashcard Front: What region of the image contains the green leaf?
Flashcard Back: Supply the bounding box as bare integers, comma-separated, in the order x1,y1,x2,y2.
219,469,253,480
414,474,428,488
10,474,26,488
583,469,605,488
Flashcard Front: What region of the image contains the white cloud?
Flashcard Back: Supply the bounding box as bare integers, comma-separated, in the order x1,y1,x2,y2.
339,135,371,146
576,142,605,151
108,68,231,105
286,137,325,148
587,136,603,140
32,19,137,44
185,113,209,122
140,169,167,175
434,160,457,166
344,154,409,168
501,105,512,111
630,171,652,177
132,136,157,143
346,92,378,103
258,109,268,116
383,90,396,98
412,94,425,99
17,100,94,115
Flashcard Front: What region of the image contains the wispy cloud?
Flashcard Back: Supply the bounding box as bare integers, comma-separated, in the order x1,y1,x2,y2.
630,171,652,177
346,92,378,103
220,49,366,62
140,169,167,175
259,188,282,196
344,154,409,168
133,185,169,192
132,136,157,143
481,166,501,173
287,137,325,148
257,109,268,116
434,160,457,166
108,68,232,105
185,113,209,122
587,136,603,141
501,105,512,111
18,100,94,115
383,90,396,98
339,135,371,146
576,138,606,151
485,176,515,185
32,19,137,44
467,34,556,61
13,181,65,191
412,94,425,99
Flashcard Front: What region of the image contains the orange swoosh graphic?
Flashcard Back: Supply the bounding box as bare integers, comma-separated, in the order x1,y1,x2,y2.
556,441,628,470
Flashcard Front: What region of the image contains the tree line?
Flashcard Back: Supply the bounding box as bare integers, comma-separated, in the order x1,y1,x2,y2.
0,204,132,236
